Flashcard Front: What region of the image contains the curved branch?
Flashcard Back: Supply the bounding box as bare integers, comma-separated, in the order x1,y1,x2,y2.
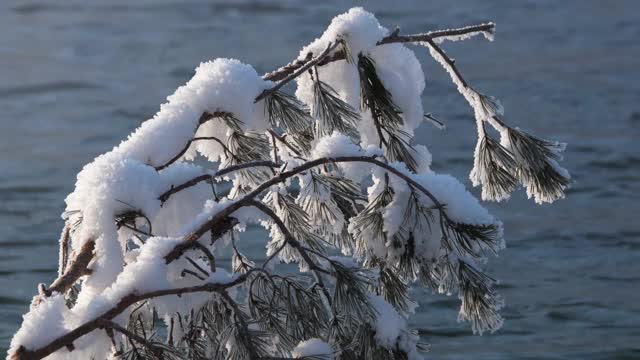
155,136,227,171
164,155,447,264
19,157,457,360
12,274,252,360
246,199,333,309
158,160,278,204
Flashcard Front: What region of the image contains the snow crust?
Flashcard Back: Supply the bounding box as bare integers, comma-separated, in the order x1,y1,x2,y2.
292,338,333,358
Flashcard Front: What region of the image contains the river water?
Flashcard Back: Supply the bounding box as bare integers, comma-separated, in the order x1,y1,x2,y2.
0,1,638,358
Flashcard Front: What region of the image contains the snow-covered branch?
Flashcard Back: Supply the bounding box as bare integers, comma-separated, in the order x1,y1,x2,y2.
9,7,569,360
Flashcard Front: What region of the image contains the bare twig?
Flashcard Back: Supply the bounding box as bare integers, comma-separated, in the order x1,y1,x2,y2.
423,38,469,88
192,241,216,273
247,199,330,275
377,22,495,45
41,240,94,298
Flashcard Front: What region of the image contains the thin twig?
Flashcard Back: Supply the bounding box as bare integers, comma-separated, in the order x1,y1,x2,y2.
256,42,338,102
192,241,216,273
185,256,210,278
267,129,302,157
424,38,469,88
377,22,495,45
155,136,228,171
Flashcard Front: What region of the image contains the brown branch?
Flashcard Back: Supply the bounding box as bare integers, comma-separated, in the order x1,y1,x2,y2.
184,256,210,277
41,240,94,298
247,199,329,275
19,156,451,360
192,241,216,273
157,23,493,172
159,174,212,203
164,216,238,263
12,274,252,360
154,111,231,171
247,199,333,308
156,22,493,174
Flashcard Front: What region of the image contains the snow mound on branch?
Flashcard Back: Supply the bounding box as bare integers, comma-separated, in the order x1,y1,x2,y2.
116,58,268,166
300,7,386,61
292,338,333,358
369,295,423,360
296,7,429,168
63,59,265,296
8,295,68,357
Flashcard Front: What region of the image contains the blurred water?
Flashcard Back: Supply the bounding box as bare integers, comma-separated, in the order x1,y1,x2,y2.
0,0,639,358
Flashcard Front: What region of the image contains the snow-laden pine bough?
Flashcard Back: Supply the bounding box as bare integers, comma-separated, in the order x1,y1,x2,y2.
9,8,570,360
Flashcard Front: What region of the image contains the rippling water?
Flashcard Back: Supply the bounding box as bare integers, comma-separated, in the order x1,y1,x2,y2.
1,0,639,358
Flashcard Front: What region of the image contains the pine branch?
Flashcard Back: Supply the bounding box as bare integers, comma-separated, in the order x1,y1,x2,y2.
311,74,360,138
264,90,313,134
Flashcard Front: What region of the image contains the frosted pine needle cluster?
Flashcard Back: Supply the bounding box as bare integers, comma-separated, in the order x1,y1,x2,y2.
9,7,569,360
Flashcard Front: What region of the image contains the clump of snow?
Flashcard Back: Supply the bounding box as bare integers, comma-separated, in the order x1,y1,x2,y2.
118,58,268,166
296,7,429,161
368,43,425,134
9,295,68,356
292,338,333,358
368,295,423,360
299,7,387,62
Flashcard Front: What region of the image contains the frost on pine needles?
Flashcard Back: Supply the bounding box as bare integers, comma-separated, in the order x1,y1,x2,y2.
10,7,569,360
